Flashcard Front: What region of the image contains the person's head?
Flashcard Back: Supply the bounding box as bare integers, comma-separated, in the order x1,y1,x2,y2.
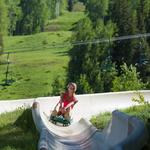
67,82,77,93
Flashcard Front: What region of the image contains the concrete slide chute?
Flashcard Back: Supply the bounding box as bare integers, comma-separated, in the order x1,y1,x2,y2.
31,91,150,150
32,101,148,150
32,101,105,150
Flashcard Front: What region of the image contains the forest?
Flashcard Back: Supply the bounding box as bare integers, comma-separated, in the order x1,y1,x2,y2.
68,0,150,93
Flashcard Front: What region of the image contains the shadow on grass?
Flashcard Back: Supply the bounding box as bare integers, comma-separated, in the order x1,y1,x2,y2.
0,109,39,150
0,125,37,150
54,50,69,56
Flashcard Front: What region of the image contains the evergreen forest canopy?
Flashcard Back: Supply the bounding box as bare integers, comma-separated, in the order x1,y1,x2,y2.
0,0,150,97
67,0,150,94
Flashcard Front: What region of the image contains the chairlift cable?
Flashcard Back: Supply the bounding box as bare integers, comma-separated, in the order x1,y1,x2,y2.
3,32,150,54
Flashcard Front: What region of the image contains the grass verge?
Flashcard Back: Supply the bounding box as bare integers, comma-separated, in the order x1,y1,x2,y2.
0,108,38,150
90,104,150,149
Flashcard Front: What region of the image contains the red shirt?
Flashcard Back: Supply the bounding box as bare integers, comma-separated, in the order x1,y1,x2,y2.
61,92,77,109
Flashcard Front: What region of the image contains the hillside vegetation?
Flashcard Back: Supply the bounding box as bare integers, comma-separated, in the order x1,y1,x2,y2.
0,108,38,150
0,11,85,100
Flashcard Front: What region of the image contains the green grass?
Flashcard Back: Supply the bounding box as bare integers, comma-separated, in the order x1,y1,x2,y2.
4,31,72,52
0,32,71,99
0,11,85,100
46,11,85,31
90,104,150,130
0,108,38,150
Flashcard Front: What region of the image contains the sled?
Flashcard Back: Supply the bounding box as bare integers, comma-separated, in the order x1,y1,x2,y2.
50,115,71,126
49,98,77,126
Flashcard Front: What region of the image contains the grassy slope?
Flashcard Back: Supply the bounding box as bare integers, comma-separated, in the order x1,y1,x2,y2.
0,11,85,100
46,11,85,31
0,109,38,150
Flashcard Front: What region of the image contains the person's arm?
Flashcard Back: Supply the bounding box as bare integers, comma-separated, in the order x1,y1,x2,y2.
54,101,60,110
74,100,78,105
64,99,78,110
54,94,63,110
73,96,78,106
55,92,65,110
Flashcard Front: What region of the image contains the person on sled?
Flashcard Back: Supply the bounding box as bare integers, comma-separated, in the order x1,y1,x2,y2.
51,82,78,120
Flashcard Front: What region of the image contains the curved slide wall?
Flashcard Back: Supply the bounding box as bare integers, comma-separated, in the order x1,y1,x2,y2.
1,91,150,150
32,102,104,150
32,98,148,150
0,90,150,121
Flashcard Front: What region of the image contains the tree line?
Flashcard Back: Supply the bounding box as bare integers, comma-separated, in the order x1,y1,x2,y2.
0,0,73,56
1,0,69,36
67,0,150,93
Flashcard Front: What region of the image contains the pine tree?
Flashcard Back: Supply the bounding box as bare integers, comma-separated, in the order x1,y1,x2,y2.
86,0,109,23
15,0,49,34
68,0,117,93
135,0,150,85
68,17,105,93
0,0,8,55
145,1,150,45
6,0,22,35
110,0,138,68
137,0,149,33
68,17,94,82
47,0,58,19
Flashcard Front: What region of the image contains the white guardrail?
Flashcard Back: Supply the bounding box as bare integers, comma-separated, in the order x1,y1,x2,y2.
0,90,150,121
